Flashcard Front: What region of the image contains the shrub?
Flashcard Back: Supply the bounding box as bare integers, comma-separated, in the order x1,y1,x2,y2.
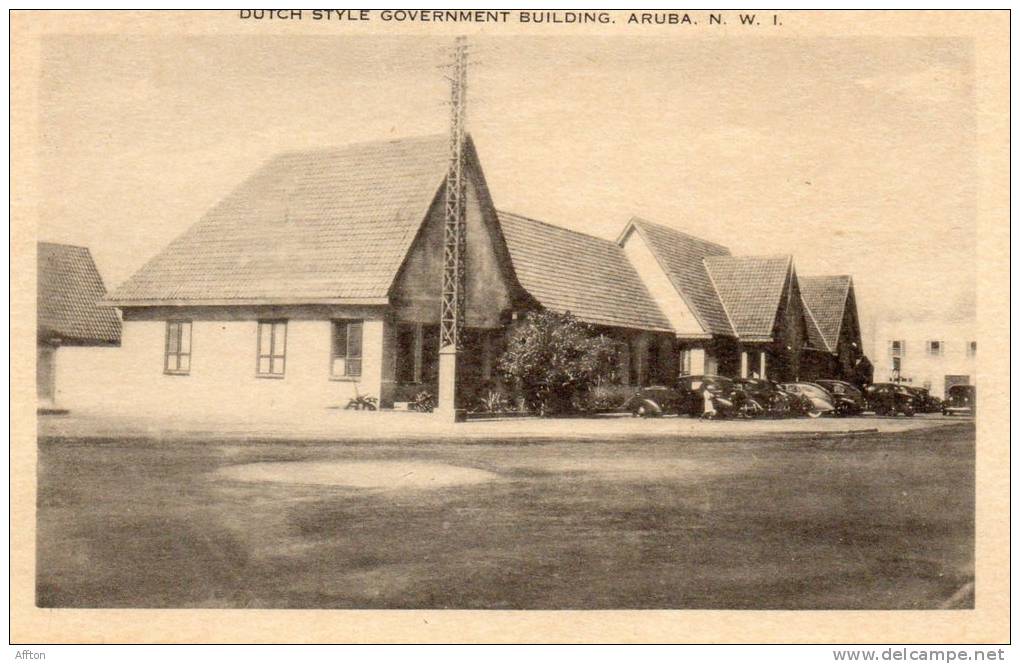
582,383,638,413
498,310,619,416
409,390,436,413
476,389,511,414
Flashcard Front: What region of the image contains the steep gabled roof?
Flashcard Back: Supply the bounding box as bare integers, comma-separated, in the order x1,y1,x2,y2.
799,275,853,354
704,255,793,341
38,242,121,346
802,299,831,353
108,134,456,305
499,211,672,332
619,217,735,337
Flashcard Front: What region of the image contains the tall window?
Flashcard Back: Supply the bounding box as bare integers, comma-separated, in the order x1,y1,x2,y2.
926,340,943,356
967,341,977,357
331,320,363,378
257,320,287,377
678,348,692,377
890,340,904,357
892,356,902,373
164,321,192,375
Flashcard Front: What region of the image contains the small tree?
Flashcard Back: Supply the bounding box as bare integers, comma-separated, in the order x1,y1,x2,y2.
498,310,619,416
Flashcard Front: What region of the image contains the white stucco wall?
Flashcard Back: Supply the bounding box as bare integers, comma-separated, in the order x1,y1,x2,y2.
869,318,976,398
621,229,705,336
56,316,388,417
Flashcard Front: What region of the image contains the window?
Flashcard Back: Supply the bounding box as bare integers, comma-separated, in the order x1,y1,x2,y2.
257,320,287,377
927,340,943,356
892,356,902,373
164,321,192,375
890,340,905,357
678,348,692,377
331,320,363,378
967,341,977,357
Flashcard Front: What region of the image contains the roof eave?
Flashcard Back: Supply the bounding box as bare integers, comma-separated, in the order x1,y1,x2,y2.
103,297,392,307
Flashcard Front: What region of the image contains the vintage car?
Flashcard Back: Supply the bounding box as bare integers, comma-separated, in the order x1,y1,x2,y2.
942,384,976,416
813,379,867,416
624,375,747,418
779,382,837,418
736,378,802,418
777,383,816,417
865,383,916,417
905,386,943,413
622,385,688,417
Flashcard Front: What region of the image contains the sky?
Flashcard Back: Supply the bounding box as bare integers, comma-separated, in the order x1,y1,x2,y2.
37,34,977,350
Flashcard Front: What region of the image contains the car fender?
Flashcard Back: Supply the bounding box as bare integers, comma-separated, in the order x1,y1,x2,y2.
632,398,663,417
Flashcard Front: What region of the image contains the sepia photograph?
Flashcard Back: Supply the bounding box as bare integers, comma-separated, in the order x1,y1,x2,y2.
10,8,1010,645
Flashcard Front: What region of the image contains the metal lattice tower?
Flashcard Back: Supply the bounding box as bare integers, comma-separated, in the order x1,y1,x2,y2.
440,36,468,351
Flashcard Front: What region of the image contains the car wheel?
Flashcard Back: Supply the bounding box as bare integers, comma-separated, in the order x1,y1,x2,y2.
636,404,647,417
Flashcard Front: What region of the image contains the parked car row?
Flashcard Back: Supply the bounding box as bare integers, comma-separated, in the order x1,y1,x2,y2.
622,376,975,419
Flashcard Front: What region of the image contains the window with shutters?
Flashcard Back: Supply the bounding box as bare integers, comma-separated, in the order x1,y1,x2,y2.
256,320,287,377
331,320,363,378
164,321,192,375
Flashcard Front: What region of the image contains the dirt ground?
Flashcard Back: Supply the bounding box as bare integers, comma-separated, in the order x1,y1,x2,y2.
36,420,974,609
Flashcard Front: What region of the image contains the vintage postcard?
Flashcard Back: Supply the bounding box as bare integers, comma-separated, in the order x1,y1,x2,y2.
9,9,1009,644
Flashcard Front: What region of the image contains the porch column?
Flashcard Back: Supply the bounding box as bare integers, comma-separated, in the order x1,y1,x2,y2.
740,350,749,379
759,351,767,380
689,347,706,375
436,348,459,421
618,342,631,386
635,333,649,386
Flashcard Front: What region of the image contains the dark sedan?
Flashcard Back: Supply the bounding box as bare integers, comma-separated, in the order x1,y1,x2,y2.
736,378,803,418
942,385,976,416
779,382,837,418
623,375,746,418
905,387,943,413
865,383,916,417
814,379,867,416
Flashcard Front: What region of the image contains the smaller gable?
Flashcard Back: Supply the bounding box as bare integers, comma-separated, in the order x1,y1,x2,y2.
800,275,854,354
704,255,793,342
38,242,121,346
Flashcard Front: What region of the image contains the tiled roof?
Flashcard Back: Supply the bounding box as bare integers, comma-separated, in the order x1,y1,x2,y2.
623,218,735,337
499,212,672,332
38,242,121,345
799,275,852,354
108,134,453,304
802,302,830,353
704,255,792,341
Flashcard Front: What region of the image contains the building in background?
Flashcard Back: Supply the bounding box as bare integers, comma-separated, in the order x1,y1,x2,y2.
870,316,976,399
37,242,122,412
